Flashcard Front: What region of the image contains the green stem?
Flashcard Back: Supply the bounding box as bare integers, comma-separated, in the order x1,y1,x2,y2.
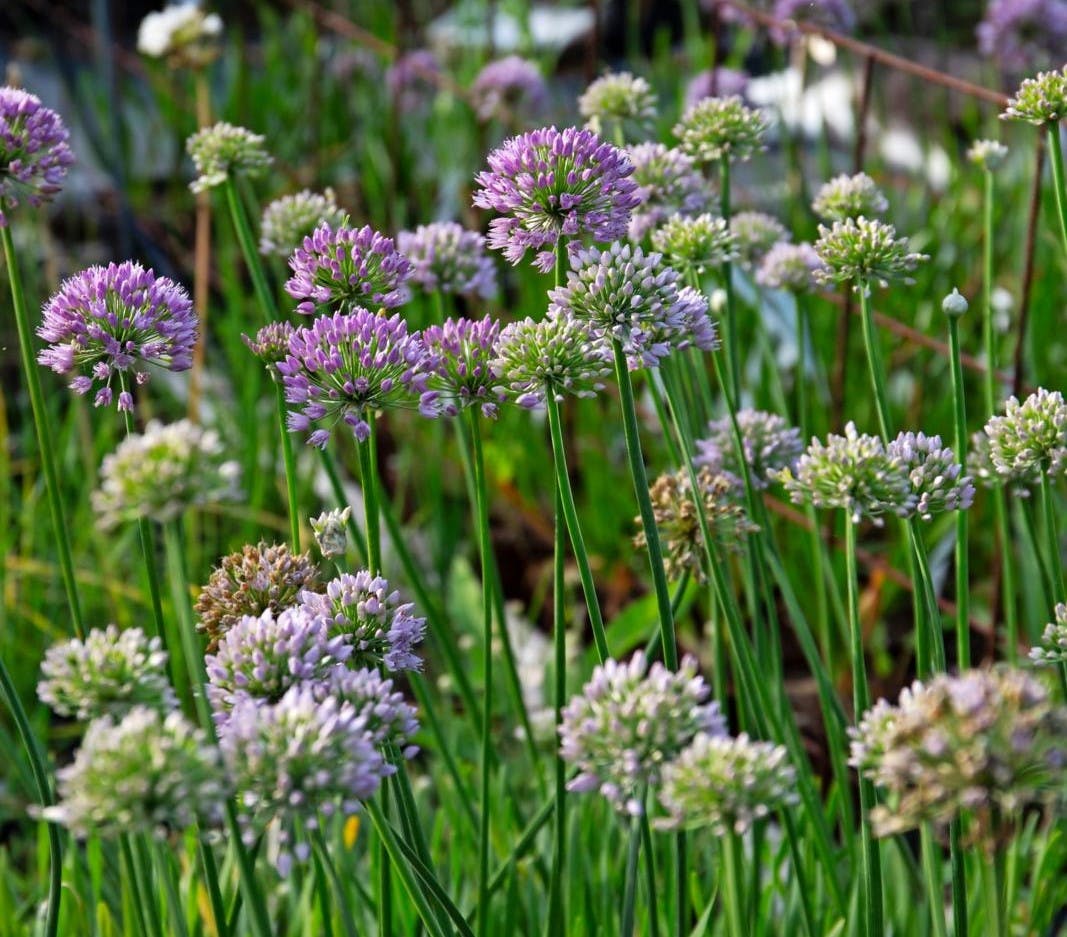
857,280,892,440
993,489,1018,663
319,449,368,563
719,156,741,402
547,485,567,937
309,836,338,937
1039,470,1065,604
639,813,662,937
722,832,745,937
197,838,229,937
947,316,971,669
121,834,159,937
920,824,948,937
156,839,191,937
0,224,84,639
1046,124,1067,258
981,847,1008,937
223,178,277,321
311,828,359,937
620,811,643,937
275,381,301,551
949,819,967,937
356,424,382,572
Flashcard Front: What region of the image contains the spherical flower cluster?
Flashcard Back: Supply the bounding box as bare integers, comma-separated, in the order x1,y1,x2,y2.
559,651,726,815
1001,65,1067,124
472,125,640,273
684,68,749,112
983,388,1067,478
777,422,916,523
694,408,803,490
93,419,241,529
259,189,346,259
195,541,322,650
277,310,436,447
421,315,505,418
310,507,351,559
578,72,657,142
242,321,295,372
625,143,711,242
137,2,222,69
978,1,1067,75
206,607,350,717
811,172,888,223
886,431,975,521
299,570,426,672
730,211,790,269
37,261,196,411
849,668,1067,840
769,0,856,43
634,466,758,581
967,428,1039,493
307,665,420,753
656,732,798,834
672,96,767,165
0,86,74,226
756,241,827,292
43,707,228,838
186,122,271,194
651,213,737,274
38,625,176,721
814,217,928,289
286,222,412,315
967,139,1009,172
1031,603,1067,666
385,50,440,113
470,56,549,125
492,313,613,408
397,222,497,299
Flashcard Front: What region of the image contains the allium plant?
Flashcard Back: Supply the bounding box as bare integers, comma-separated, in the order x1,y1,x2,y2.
811,172,888,223
310,507,352,559
977,0,1067,74
651,213,737,274
186,122,272,193
137,2,222,68
92,419,241,528
559,651,726,815
277,310,436,447
815,217,928,290
695,408,803,489
578,72,657,142
887,431,975,521
472,125,640,273
1031,603,1067,665
1002,65,1067,124
285,222,413,315
625,143,710,242
967,139,1009,172
242,320,295,372
470,56,549,125
385,49,440,113
756,241,827,292
43,707,228,838
298,570,426,672
259,189,346,258
421,315,505,418
672,96,767,165
38,625,176,721
397,222,498,299
729,211,790,269
37,261,196,411
307,665,420,752
684,68,750,111
0,86,74,226
983,388,1067,478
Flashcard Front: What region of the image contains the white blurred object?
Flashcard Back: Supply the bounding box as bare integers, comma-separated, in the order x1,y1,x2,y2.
746,67,855,141
137,2,222,64
428,4,594,54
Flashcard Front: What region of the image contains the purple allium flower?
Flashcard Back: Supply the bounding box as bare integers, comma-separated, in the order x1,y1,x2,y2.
397,221,497,299
730,211,790,269
186,122,271,194
886,431,975,521
242,321,295,373
695,408,803,490
983,388,1067,478
812,172,889,223
299,570,426,672
472,125,640,273
625,143,711,242
756,242,827,292
559,651,726,815
578,72,658,143
673,96,767,165
549,241,712,369
1031,603,1067,666
0,86,74,226
769,0,856,44
684,68,750,112
471,55,549,125
385,49,441,113
492,313,614,408
260,189,346,259
206,607,350,719
814,217,928,290
308,665,420,753
977,0,1067,75
37,261,196,410
1002,65,1067,124
277,310,436,447
38,625,177,722
421,315,505,418
285,222,412,315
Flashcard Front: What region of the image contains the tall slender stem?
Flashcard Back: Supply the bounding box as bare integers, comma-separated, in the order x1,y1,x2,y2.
1039,470,1065,604
547,488,567,936
356,425,382,573
857,281,892,440
1045,125,1067,258
223,178,276,322
981,846,1008,937
188,70,213,423
274,381,301,551
719,156,741,402
920,824,948,937
947,315,970,669
722,832,746,937
620,811,643,937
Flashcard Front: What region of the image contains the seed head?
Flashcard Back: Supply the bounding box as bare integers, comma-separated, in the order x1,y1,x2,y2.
814,217,928,289
651,213,737,275
1002,65,1067,124
983,388,1067,478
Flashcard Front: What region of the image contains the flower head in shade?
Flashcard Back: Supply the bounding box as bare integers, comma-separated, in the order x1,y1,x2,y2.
37,261,196,411
776,422,916,523
307,665,420,753
634,466,758,581
983,388,1067,478
559,651,725,815
195,542,322,651
299,571,426,672
277,310,436,447
421,315,505,418
811,173,888,223
684,68,750,111
38,625,176,721
0,86,74,226
730,211,790,269
221,686,388,872
285,222,412,315
1031,603,1067,666
673,96,767,165
472,125,640,273
310,507,352,559
493,313,613,408
397,222,497,299
259,189,346,259
43,707,228,838
757,241,827,292
93,419,240,529
966,429,1039,493
651,213,737,274
242,320,295,374
967,139,1009,172
656,732,798,834
186,122,271,194
578,72,657,142
385,50,440,113
625,143,711,242
137,2,222,69
814,217,928,289
695,408,803,490
769,0,856,44
471,56,549,125
1002,65,1067,124
850,668,1067,841
978,1,1067,76
886,431,975,521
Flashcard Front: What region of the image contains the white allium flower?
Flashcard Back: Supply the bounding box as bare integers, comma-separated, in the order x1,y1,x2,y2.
137,3,222,68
